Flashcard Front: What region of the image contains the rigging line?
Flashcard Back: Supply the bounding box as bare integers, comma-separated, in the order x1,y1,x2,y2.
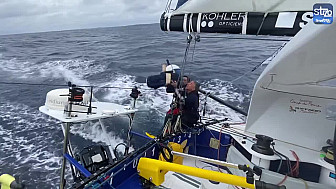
225,126,256,136
272,145,292,175
78,85,151,90
223,128,256,142
230,42,287,83
0,81,153,91
217,124,225,172
207,126,255,142
208,126,244,139
187,35,198,77
179,44,189,85
178,35,192,89
277,175,288,186
274,151,283,173
229,126,321,153
200,36,290,42
0,81,67,87
264,74,336,86
261,86,336,101
208,128,232,147
191,37,197,63
164,0,173,12
257,12,269,35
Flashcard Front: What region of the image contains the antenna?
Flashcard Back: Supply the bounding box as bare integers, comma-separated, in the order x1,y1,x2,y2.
88,86,93,114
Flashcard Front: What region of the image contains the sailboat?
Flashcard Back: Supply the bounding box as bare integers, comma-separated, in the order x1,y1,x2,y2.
24,0,335,189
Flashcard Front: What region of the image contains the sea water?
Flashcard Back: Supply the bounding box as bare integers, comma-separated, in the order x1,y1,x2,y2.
0,23,285,188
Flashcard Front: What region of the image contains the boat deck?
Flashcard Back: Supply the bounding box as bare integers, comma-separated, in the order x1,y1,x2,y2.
161,158,230,189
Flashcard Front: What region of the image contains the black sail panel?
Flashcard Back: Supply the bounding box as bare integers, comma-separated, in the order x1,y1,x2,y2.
161,11,313,36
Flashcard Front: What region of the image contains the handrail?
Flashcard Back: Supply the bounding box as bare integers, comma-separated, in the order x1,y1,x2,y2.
137,158,254,188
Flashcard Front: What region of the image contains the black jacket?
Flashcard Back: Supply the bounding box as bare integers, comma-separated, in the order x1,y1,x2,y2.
182,91,199,126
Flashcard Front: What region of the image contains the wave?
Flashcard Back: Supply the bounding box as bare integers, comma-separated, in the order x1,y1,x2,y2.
0,57,106,85
0,99,128,188
100,74,248,122
0,101,63,188
0,53,249,187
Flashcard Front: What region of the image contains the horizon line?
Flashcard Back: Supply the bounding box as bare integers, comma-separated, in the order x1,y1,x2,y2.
0,22,159,37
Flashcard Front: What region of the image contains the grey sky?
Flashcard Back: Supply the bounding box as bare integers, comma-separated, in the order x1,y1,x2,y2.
0,0,167,35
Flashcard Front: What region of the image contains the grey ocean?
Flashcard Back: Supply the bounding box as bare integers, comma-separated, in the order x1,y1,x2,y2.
0,24,284,188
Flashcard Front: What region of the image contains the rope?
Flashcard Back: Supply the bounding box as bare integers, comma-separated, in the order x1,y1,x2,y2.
261,85,336,101
274,151,283,173
178,35,192,88
290,150,300,177
277,174,288,186
0,81,153,90
299,178,309,189
0,81,67,87
164,0,173,12
191,38,197,63
231,125,321,153
257,12,269,35
217,124,225,172
187,35,199,77
230,42,287,83
272,145,292,175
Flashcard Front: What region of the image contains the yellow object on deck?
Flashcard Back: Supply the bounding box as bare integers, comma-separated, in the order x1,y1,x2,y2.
159,140,187,164
145,132,156,139
137,158,255,189
0,174,15,189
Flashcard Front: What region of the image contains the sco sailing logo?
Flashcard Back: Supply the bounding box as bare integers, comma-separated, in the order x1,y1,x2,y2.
313,3,333,24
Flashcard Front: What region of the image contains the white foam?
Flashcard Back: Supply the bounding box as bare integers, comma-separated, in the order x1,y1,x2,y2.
101,74,173,115
101,74,247,123
0,55,250,187
71,121,125,147
0,101,64,187
0,56,248,122
200,79,248,122
0,58,106,85
0,99,129,187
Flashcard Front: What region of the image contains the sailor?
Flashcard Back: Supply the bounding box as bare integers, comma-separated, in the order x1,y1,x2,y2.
164,80,200,129
169,75,190,96
182,75,190,88
180,80,200,128
162,77,196,134
0,174,24,189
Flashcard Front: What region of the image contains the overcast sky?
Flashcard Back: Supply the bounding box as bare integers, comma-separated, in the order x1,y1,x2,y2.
0,0,168,35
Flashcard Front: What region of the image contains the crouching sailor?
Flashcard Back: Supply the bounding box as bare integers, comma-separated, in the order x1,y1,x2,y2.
0,174,24,189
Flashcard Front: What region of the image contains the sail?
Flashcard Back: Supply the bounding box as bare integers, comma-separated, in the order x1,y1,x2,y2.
246,13,336,151
160,0,331,36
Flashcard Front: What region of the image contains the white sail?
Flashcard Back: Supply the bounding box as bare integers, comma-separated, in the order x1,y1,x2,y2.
172,0,331,15
246,12,336,151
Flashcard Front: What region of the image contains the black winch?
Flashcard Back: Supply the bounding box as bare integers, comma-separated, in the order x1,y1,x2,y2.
252,134,274,156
